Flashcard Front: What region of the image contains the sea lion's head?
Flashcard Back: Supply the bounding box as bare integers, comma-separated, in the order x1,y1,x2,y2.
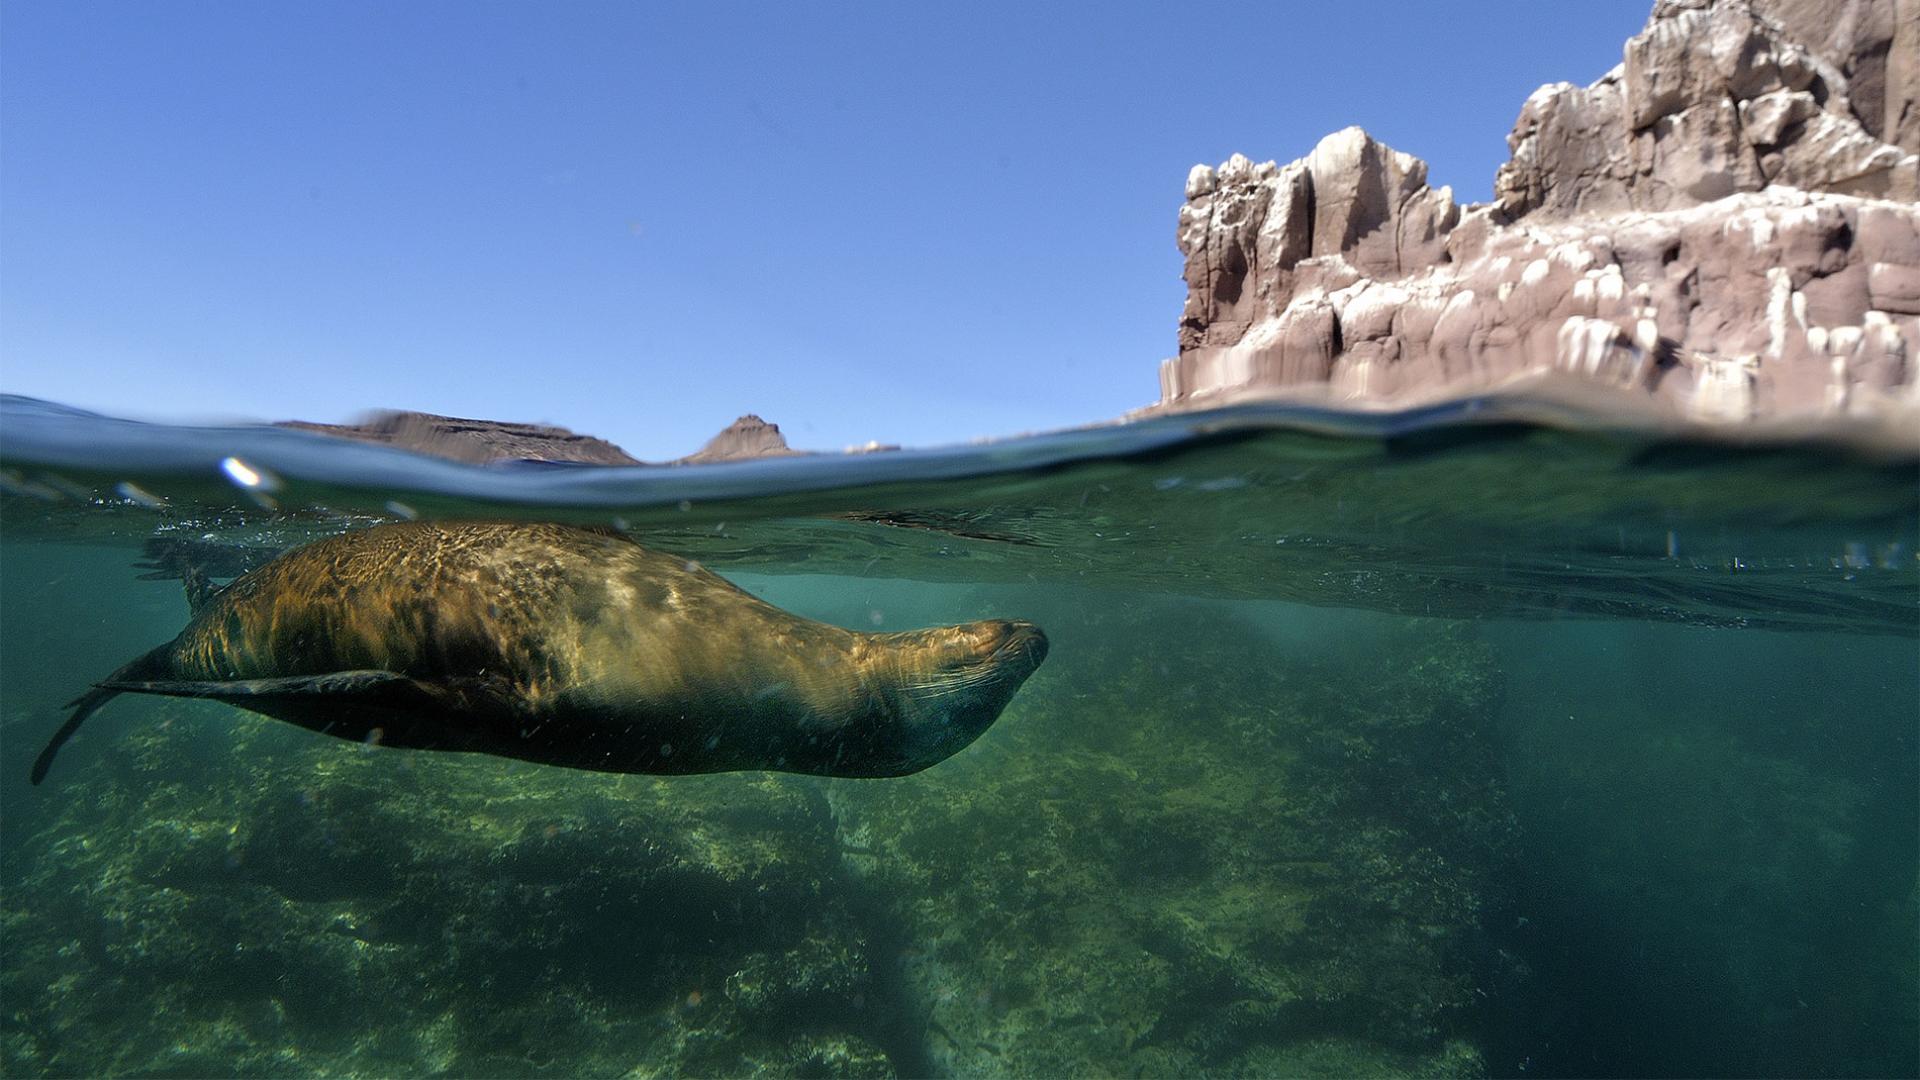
833,618,1049,777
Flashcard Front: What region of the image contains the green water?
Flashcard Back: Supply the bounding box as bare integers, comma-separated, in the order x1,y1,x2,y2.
1,396,1915,1077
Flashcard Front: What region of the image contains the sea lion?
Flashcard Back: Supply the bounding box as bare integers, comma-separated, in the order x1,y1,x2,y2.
30,521,1048,783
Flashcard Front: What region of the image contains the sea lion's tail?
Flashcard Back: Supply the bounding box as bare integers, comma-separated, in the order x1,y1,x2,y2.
30,647,170,785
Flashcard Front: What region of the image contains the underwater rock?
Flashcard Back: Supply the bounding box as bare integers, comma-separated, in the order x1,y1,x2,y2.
827,606,1517,1077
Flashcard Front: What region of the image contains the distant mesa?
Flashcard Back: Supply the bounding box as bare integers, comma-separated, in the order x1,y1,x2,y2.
281,410,812,466
1156,0,1919,424
281,411,642,466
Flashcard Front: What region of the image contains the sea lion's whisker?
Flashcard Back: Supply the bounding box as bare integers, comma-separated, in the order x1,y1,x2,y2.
906,665,1002,700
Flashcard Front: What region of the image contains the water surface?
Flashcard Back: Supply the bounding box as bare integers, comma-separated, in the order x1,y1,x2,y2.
2,394,1914,1077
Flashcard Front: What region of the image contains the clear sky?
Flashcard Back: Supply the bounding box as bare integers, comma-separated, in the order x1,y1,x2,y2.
1,2,1651,461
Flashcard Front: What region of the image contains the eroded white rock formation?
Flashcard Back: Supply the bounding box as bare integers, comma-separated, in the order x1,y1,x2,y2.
1161,0,1919,423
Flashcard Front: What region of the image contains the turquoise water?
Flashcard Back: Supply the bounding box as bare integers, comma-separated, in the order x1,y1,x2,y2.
2,394,1914,1077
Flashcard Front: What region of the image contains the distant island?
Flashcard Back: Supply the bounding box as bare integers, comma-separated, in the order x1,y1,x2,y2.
281,411,813,466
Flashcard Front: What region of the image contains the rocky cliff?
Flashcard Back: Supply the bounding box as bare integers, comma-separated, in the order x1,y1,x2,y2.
1161,0,1920,422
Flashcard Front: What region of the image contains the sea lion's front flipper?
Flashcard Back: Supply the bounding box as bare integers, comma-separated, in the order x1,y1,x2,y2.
96,671,474,750
99,670,448,710
99,671,502,754
35,670,491,785
32,645,174,786
30,687,122,785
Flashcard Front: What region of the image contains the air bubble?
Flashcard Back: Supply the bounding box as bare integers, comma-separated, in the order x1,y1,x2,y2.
115,482,167,509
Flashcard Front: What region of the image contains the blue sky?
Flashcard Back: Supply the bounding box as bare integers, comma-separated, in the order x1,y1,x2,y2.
1,2,1650,460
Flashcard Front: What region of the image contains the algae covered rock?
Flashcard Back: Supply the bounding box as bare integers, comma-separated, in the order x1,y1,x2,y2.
1,706,898,1078
827,607,1517,1077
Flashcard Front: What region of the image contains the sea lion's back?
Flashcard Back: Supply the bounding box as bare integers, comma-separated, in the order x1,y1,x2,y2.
166,522,618,685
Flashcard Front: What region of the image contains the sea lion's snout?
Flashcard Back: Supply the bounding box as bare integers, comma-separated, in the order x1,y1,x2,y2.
911,619,1049,695
986,619,1050,666
991,621,1049,682
856,618,1048,777
949,618,1049,670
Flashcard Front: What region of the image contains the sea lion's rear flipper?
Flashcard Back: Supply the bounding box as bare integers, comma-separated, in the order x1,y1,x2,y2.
134,545,223,615
134,535,280,615
98,670,449,710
